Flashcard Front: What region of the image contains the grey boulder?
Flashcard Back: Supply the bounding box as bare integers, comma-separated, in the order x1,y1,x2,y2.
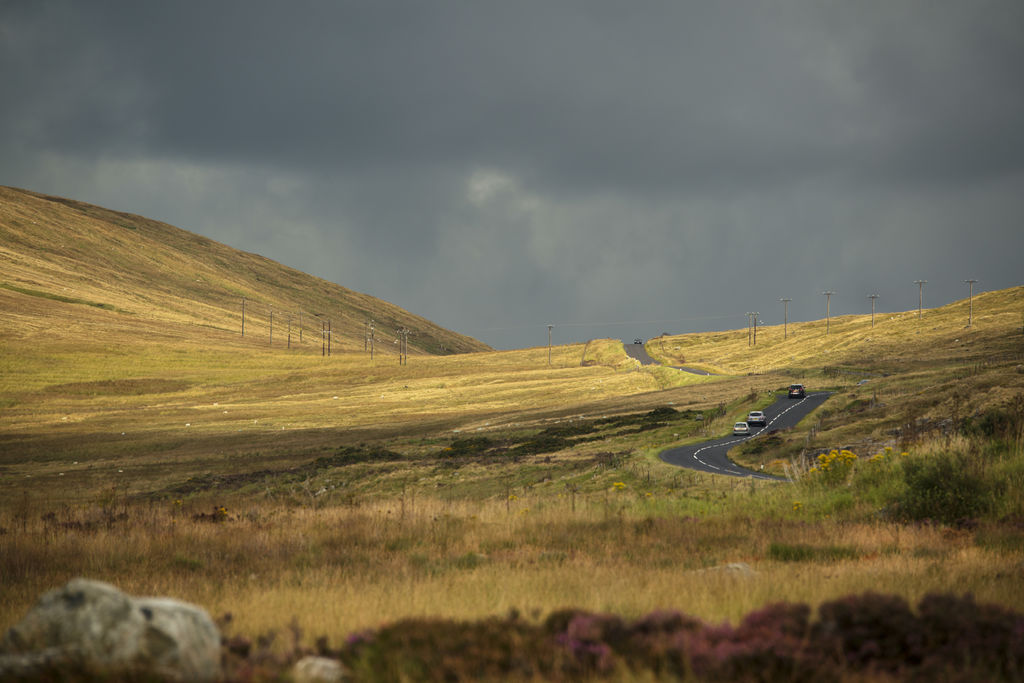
1,578,221,682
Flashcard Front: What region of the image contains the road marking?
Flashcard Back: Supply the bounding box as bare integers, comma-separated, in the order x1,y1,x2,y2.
680,392,828,478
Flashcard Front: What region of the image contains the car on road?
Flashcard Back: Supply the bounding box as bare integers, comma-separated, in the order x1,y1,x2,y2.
733,421,751,436
746,410,767,427
788,383,806,399
633,338,644,345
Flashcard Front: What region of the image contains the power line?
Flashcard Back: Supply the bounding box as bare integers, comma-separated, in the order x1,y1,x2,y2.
466,313,746,333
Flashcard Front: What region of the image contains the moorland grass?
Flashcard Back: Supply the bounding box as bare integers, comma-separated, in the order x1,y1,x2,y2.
4,185,1024,673
2,486,1022,646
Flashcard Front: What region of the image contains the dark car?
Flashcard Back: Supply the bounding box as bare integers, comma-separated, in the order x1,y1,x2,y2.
633,338,644,345
788,383,806,399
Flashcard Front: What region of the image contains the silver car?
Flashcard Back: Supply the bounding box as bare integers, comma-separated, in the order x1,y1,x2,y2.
746,411,767,427
733,421,751,436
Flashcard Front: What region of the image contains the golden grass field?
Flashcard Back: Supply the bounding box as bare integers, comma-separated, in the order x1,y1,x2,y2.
2,186,1024,664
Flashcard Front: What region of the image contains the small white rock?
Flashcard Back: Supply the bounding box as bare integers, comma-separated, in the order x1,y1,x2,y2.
293,655,347,683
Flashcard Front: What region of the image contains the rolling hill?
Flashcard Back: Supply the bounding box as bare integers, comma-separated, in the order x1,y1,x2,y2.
0,185,490,356
2,187,1024,672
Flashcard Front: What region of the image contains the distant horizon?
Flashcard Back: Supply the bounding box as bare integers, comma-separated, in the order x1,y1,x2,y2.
2,1,1021,350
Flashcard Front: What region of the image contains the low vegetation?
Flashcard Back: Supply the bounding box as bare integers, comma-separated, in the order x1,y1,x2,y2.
2,188,1024,679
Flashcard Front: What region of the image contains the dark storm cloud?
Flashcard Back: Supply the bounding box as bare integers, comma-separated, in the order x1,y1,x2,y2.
2,1,1023,348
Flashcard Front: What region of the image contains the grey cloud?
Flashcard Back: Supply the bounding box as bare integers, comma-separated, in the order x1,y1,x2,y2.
1,1,1022,349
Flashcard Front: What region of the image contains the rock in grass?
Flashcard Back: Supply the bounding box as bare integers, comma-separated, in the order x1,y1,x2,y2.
0,578,220,682
692,562,756,577
294,655,349,682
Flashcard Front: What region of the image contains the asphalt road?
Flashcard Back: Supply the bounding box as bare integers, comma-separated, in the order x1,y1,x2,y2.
659,392,832,481
623,342,713,376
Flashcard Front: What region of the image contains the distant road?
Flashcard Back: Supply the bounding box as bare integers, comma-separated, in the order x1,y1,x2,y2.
659,392,832,481
623,342,713,376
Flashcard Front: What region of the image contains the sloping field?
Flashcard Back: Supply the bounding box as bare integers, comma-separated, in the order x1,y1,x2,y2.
0,185,489,355
2,188,1024,679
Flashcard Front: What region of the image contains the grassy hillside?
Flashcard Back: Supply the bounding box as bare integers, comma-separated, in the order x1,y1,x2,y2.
0,185,489,355
2,187,1023,679
647,285,1024,471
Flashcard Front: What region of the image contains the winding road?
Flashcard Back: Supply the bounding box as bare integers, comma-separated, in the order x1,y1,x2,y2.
622,341,830,480
659,392,831,480
624,342,713,375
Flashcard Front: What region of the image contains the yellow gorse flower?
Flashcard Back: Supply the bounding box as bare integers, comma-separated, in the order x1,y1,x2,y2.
808,449,858,486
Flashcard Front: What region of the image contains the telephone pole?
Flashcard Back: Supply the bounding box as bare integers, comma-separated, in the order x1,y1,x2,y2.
547,324,554,365
370,320,375,360
964,279,978,327
269,304,273,346
746,312,754,346
398,328,410,365
914,280,927,319
822,291,835,335
779,298,791,340
868,294,879,328
287,314,291,349
327,319,331,357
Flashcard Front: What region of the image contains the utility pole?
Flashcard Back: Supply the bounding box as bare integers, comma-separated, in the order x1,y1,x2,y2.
287,314,291,349
398,328,410,365
964,279,978,327
868,294,880,328
364,320,369,352
822,291,835,335
914,280,927,319
241,297,246,337
370,320,375,360
327,319,332,357
547,324,554,365
269,305,273,346
320,318,325,356
779,298,791,340
746,312,754,346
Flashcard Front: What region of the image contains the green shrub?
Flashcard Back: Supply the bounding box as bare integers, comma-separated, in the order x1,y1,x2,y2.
892,452,993,524
962,398,1024,440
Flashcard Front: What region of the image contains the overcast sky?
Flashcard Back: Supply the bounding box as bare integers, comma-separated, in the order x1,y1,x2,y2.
3,1,1022,349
